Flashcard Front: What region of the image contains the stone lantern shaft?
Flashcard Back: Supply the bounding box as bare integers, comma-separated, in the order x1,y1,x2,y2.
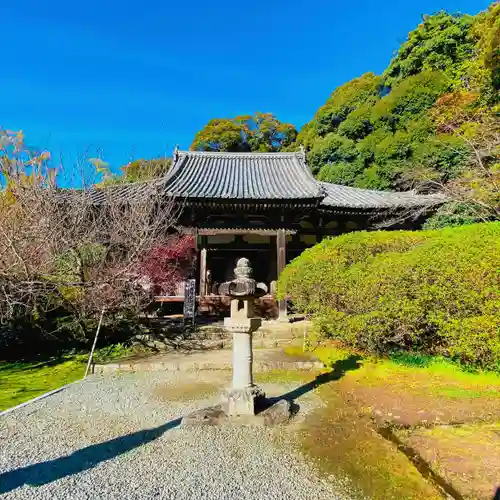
220,258,265,416
232,322,254,388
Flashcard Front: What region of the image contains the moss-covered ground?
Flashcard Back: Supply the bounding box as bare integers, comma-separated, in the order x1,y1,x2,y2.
284,344,500,500
3,342,499,498
0,343,154,412
0,357,86,411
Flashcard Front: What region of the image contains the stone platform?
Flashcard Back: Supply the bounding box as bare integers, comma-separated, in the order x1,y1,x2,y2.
92,348,323,375
131,319,312,351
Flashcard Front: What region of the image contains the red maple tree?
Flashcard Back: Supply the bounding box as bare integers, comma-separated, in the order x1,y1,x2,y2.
137,235,196,295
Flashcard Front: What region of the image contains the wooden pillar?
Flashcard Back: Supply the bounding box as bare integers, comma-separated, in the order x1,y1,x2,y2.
276,229,287,322
199,246,207,299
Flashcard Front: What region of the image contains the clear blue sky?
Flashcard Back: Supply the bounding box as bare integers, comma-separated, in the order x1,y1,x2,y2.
2,0,491,174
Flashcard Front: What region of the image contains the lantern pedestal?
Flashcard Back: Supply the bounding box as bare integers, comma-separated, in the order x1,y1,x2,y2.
181,258,292,426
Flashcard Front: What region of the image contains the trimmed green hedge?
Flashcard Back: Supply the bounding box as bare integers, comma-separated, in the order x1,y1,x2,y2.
278,223,500,371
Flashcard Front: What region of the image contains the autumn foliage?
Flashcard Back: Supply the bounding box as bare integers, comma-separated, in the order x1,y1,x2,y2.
138,236,196,295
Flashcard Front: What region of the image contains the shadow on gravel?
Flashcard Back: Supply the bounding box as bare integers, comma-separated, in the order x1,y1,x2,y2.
0,417,181,494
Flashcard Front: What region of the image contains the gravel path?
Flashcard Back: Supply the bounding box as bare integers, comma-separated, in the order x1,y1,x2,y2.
0,372,353,500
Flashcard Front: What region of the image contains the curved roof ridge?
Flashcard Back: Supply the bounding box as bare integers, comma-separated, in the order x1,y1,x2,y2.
164,149,322,200
178,150,304,158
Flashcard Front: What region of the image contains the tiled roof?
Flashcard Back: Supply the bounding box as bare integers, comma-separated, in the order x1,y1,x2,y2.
56,180,163,205
58,151,445,210
163,150,322,200
319,182,445,210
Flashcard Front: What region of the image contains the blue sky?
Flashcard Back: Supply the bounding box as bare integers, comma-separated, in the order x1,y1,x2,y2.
2,0,492,175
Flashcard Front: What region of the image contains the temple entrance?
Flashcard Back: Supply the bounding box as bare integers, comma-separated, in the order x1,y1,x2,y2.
197,230,295,320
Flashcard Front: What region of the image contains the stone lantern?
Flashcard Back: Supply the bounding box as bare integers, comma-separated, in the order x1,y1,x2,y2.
181,257,293,427
219,258,265,416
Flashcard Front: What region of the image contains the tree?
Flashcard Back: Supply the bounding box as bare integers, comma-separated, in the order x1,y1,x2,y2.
371,71,450,131
337,104,374,140
94,158,172,187
412,91,500,222
296,73,382,147
0,130,187,356
190,113,297,152
308,133,359,175
121,158,171,182
383,11,477,88
191,119,246,152
316,161,364,186
289,7,495,196
468,2,500,103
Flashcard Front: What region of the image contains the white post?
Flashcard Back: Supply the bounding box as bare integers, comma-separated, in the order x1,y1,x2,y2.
84,308,105,377
276,229,288,322
199,247,207,298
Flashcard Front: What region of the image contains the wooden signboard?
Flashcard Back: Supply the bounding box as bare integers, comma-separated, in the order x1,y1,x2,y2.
183,278,196,323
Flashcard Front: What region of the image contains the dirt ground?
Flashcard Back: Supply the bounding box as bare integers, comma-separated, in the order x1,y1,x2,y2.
395,423,500,500
290,349,500,500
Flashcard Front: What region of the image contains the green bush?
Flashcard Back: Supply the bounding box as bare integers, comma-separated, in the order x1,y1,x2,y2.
278,223,500,371
422,202,490,229
308,133,359,174
316,161,364,186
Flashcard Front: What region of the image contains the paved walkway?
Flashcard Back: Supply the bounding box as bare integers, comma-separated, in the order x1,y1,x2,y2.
93,348,323,374
0,371,352,500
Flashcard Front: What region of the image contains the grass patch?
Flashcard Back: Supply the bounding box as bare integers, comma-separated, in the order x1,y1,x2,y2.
298,386,442,500
281,343,500,499
389,351,435,367
254,369,312,385
310,344,500,388
430,387,500,399
0,342,156,411
395,422,500,499
0,356,86,411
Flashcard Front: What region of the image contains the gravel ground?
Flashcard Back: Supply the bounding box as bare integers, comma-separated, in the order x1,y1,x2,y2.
0,372,353,500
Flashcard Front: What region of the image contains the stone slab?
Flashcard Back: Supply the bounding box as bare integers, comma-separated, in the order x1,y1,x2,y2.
181,398,294,427
181,405,228,427
92,348,324,375
221,386,266,416
260,399,293,426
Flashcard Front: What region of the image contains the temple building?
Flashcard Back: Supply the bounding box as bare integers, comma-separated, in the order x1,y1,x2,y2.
89,149,444,319
165,149,442,319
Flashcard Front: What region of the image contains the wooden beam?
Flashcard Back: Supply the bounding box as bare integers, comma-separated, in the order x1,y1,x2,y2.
276,229,288,322
197,228,296,236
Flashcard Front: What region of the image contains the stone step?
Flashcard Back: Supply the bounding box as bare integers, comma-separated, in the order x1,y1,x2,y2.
132,320,312,352
92,348,323,375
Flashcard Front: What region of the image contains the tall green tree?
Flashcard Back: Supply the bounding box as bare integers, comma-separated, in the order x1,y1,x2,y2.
383,11,477,88
468,2,500,103
94,158,172,187
295,73,383,147
120,158,171,182
191,113,297,152
187,3,498,212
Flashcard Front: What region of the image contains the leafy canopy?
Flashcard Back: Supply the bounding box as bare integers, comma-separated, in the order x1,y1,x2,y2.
278,223,500,371
185,5,499,225
383,11,477,88
190,112,297,152
94,157,172,187
290,4,499,211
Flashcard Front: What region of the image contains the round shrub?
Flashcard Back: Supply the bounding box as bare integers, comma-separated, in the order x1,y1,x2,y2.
278,223,500,370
